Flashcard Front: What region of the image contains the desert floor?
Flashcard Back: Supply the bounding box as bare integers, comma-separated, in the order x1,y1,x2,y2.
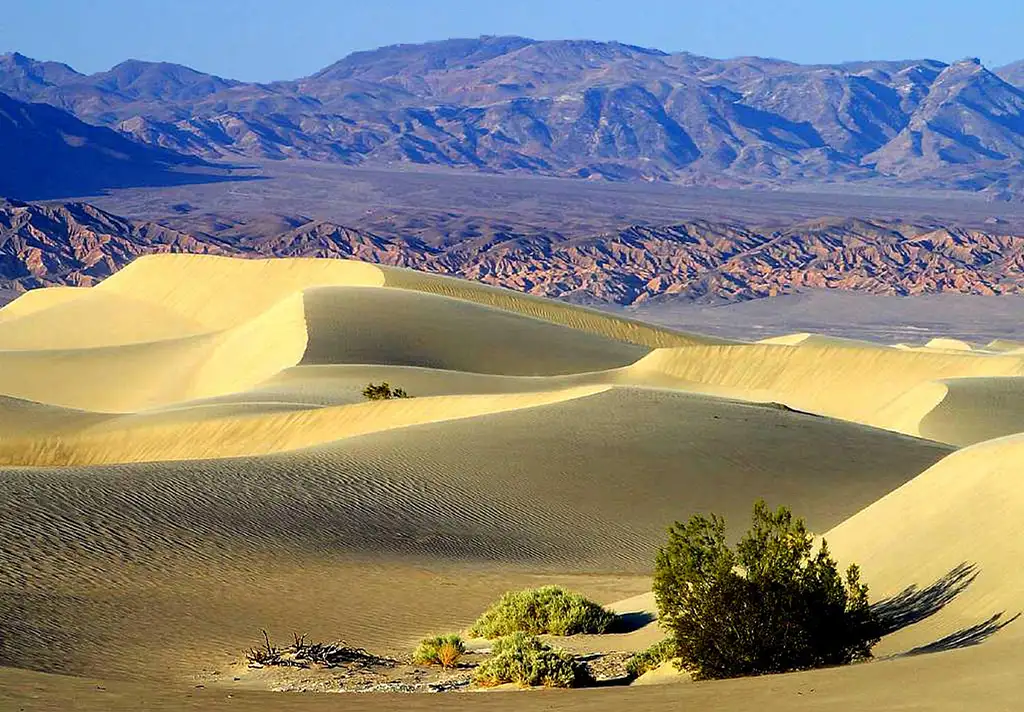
2,255,1022,710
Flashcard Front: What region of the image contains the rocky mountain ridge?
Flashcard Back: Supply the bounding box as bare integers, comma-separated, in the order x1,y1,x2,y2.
3,39,1024,196
0,90,211,199
5,199,1024,305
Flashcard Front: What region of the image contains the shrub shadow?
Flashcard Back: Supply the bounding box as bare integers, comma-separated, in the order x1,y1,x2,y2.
870,562,978,637
904,612,1021,656
870,562,1020,656
610,611,656,634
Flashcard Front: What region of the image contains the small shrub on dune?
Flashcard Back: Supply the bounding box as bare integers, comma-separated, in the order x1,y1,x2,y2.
412,633,466,668
467,585,616,638
625,638,674,678
472,632,589,688
361,382,412,400
653,500,879,681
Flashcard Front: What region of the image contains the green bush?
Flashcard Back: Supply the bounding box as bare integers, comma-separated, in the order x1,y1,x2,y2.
412,633,466,668
625,638,674,677
472,632,589,688
362,382,411,400
467,585,616,638
653,500,879,680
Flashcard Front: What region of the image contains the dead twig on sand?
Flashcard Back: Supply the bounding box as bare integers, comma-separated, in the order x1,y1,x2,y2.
246,631,394,669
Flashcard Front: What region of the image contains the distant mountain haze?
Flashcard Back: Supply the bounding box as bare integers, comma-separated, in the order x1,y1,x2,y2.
0,90,222,199
3,38,1024,197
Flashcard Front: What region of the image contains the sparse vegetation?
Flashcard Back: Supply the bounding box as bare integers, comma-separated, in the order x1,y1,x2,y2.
467,585,617,638
653,500,879,680
245,631,393,669
625,638,674,678
362,382,412,400
472,632,589,688
413,633,466,668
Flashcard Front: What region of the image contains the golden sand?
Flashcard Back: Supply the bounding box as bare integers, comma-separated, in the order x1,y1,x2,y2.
1,254,1023,711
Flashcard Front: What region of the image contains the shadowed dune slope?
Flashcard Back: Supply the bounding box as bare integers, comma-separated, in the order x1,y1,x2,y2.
827,434,1024,656
300,286,648,374
382,266,729,348
0,395,109,436
0,388,948,678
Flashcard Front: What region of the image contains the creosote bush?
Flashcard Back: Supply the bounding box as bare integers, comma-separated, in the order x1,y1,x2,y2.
472,632,589,688
412,633,466,668
653,500,879,681
362,382,411,400
625,638,674,678
467,585,616,638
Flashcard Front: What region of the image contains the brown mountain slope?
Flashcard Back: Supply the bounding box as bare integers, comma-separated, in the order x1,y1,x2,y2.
5,200,1024,304
0,199,232,290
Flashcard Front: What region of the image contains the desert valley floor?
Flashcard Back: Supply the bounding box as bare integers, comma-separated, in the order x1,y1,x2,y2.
2,254,1024,710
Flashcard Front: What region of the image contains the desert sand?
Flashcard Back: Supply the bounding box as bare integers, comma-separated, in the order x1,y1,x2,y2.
1,254,1023,710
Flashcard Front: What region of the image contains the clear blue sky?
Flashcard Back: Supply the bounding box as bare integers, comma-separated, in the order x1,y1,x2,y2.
1,0,1021,81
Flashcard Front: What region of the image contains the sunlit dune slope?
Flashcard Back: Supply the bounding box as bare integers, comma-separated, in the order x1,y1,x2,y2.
756,332,886,349
0,294,308,411
0,290,207,350
0,386,610,466
0,254,712,351
0,286,91,322
923,337,974,352
0,255,711,412
827,434,1024,656
632,343,1024,434
877,377,1024,446
186,363,617,408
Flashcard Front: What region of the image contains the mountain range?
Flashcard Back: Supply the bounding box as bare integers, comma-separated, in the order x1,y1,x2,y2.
5,198,1024,305
0,90,215,198
4,37,1024,197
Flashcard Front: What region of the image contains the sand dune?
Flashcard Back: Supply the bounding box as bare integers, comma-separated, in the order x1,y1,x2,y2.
923,337,975,352
299,286,648,375
875,376,1024,446
756,332,886,349
2,254,1023,711
0,289,208,349
0,386,610,466
827,434,1024,655
631,342,1024,433
0,293,308,411
381,266,727,349
0,386,948,679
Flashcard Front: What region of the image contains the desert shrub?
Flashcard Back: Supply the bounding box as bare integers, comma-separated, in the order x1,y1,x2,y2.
362,382,411,400
625,638,674,678
412,633,466,668
467,585,616,638
472,632,589,688
653,500,878,680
